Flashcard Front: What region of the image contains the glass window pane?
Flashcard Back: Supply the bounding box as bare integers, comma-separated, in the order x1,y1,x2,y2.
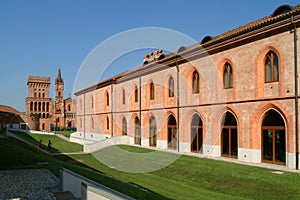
266,58,272,82
274,55,279,81
224,69,228,88
229,68,233,88
231,129,238,156
263,129,273,161
275,130,285,163
222,128,229,155
191,128,197,151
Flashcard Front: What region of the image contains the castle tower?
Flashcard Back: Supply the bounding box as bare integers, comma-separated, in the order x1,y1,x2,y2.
25,76,53,131
54,69,64,128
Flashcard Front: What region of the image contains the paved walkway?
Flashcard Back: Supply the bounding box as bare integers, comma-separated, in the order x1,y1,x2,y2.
0,169,59,200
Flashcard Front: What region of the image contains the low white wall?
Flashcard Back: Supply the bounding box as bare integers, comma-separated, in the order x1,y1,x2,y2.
70,132,110,145
84,135,131,153
60,168,134,200
8,128,55,135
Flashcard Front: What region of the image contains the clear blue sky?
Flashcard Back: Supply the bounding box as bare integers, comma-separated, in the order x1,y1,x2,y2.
0,0,298,112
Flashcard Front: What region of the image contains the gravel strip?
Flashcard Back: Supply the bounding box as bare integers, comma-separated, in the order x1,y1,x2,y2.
0,169,59,200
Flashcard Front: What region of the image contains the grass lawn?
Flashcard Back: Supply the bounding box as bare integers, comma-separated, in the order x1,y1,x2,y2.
1,137,300,199
10,131,82,153
65,145,300,200
51,130,75,138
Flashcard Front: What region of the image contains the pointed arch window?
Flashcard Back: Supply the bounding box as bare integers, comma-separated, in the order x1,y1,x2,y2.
106,116,109,130
106,92,109,106
149,116,157,147
122,89,125,105
150,82,155,100
169,76,174,97
134,86,138,102
192,71,200,94
265,51,279,82
122,117,127,135
91,117,94,129
224,62,233,89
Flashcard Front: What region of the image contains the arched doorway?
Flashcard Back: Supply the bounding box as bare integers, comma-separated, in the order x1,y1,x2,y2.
221,112,238,158
134,117,141,145
149,116,157,147
122,117,127,135
191,113,203,153
262,110,286,164
167,115,177,150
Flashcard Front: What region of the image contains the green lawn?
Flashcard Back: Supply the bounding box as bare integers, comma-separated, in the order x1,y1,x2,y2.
66,145,300,200
1,136,300,199
51,130,75,138
10,131,82,153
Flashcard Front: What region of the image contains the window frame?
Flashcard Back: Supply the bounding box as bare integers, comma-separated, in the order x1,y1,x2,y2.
223,62,233,89
169,76,174,97
192,70,200,94
150,82,155,100
265,51,279,83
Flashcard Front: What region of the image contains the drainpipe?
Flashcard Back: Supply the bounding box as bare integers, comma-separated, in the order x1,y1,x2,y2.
292,15,299,170
176,56,180,152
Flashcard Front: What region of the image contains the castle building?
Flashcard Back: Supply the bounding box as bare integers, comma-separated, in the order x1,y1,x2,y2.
25,69,76,131
75,5,300,169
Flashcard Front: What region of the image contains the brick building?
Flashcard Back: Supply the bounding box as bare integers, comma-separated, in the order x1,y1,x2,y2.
25,69,76,131
75,5,300,169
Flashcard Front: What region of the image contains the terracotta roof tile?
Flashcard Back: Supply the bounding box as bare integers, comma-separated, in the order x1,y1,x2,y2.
0,105,21,115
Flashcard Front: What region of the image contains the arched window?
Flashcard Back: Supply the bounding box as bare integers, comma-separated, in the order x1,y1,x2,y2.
191,114,203,153
91,117,94,129
38,102,41,112
192,71,200,94
46,102,49,112
42,93,45,98
106,92,109,106
68,105,71,111
91,96,94,109
34,102,37,112
134,86,138,102
58,91,61,97
150,82,155,100
42,102,45,112
149,116,157,147
265,51,279,82
134,117,141,145
262,110,285,164
122,89,125,105
30,102,33,112
169,76,174,97
168,115,177,149
221,112,238,158
106,116,109,130
122,117,127,135
224,62,233,89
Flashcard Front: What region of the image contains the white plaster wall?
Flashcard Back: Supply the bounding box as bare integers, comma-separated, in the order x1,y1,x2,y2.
156,140,167,149
238,148,261,163
287,152,296,169
179,142,190,153
202,144,220,157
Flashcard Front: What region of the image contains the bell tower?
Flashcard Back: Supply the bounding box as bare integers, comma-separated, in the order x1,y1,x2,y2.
55,69,64,127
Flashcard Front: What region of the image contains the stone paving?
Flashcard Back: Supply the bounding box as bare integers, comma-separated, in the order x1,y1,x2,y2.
0,169,59,200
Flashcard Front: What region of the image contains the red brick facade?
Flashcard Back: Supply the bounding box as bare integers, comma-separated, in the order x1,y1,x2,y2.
75,5,300,169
